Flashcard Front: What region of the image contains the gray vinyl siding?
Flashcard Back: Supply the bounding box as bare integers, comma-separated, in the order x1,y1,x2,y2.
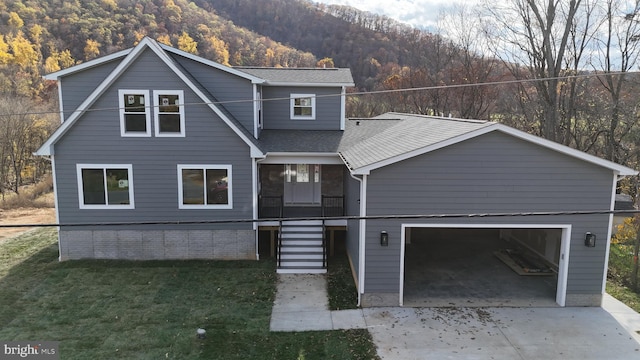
261,87,342,130
170,54,255,133
344,170,361,281
53,48,254,231
363,131,614,297
59,59,122,121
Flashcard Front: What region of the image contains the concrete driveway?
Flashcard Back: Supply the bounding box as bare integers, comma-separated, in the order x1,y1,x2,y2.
270,275,640,359
363,303,640,360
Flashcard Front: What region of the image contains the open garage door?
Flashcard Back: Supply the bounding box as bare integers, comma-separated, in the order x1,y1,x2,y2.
400,224,570,307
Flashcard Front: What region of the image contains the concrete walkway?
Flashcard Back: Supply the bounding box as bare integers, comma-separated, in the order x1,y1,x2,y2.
269,274,366,331
270,274,640,359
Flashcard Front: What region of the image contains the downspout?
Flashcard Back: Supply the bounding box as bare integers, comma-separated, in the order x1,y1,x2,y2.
602,173,625,294
253,151,266,261
348,171,367,307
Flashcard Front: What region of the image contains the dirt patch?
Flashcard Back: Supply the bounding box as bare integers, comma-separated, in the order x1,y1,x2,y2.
0,207,56,243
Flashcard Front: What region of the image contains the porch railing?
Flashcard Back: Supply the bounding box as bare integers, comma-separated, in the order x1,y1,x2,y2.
321,195,345,217
259,195,283,218
322,219,328,268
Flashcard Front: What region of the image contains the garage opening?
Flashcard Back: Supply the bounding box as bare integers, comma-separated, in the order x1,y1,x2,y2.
400,225,569,307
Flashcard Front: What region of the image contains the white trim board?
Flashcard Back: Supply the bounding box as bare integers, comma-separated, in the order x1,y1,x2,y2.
398,223,572,307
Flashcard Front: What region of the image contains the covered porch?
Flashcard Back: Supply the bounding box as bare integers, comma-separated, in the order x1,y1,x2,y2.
258,163,346,219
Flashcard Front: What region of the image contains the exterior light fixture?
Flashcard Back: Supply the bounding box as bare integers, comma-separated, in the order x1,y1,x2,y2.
380,231,389,247
585,232,596,247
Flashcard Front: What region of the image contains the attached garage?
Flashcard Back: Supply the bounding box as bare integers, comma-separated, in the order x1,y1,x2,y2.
400,224,570,307
339,113,637,308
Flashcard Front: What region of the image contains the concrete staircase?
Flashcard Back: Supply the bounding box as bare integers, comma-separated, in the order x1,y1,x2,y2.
277,220,327,274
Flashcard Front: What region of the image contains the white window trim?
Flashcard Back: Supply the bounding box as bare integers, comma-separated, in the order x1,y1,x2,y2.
76,164,135,209
290,93,316,120
119,89,151,137
178,164,233,209
154,90,186,137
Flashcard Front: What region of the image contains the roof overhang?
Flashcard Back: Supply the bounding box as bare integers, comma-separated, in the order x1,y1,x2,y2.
262,81,355,87
42,49,132,80
257,152,344,165
348,123,638,176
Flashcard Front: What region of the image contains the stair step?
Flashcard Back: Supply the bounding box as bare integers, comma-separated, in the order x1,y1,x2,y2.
281,233,323,239
280,253,324,260
279,260,324,267
277,268,327,274
282,220,324,226
281,239,323,245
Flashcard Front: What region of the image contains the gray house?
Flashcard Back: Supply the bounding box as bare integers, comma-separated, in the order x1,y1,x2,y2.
37,38,636,308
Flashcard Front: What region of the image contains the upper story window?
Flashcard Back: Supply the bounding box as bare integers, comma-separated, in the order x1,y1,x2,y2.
290,93,316,120
119,90,150,137
178,165,232,209
154,90,185,137
76,164,134,209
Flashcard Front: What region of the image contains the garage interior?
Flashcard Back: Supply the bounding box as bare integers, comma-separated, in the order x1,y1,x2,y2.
403,227,561,307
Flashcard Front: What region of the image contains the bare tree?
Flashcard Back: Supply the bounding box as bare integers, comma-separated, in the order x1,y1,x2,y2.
0,96,55,198
591,0,640,163
482,0,585,143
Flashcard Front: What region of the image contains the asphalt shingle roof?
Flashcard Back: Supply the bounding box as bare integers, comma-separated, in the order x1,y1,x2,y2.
338,113,493,170
259,130,344,153
237,67,354,85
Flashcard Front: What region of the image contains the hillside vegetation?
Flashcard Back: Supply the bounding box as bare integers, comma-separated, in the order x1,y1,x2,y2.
0,0,640,198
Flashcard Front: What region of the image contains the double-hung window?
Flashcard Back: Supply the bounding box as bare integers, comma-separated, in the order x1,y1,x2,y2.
119,90,150,136
77,164,134,209
290,93,315,120
154,90,185,137
178,165,232,209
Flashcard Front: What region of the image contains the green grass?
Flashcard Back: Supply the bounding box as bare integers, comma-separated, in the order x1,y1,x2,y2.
607,281,640,313
327,254,359,310
0,229,379,359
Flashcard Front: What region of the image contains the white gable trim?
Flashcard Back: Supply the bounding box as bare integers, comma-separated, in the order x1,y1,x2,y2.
350,123,637,176
43,49,132,80
36,37,264,157
160,44,265,84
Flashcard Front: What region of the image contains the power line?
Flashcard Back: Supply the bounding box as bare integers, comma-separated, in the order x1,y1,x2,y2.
0,70,637,119
2,209,639,228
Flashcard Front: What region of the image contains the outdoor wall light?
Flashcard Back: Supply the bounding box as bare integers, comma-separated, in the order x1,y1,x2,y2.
585,232,596,247
196,328,206,339
380,231,389,247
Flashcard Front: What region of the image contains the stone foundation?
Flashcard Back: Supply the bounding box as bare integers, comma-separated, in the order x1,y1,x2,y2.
58,229,256,261
360,292,400,307
564,293,602,307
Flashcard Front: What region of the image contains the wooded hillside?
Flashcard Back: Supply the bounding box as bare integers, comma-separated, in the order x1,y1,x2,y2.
0,0,639,199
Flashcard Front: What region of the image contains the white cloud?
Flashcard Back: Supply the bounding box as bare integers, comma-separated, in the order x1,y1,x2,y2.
314,0,484,30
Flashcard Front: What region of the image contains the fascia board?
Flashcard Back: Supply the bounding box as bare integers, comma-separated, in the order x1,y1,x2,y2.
42,49,132,80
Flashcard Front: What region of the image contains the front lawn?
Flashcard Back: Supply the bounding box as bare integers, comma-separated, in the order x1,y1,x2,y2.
0,228,378,359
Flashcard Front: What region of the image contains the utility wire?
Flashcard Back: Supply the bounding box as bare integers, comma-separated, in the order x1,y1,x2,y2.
0,70,637,119
2,209,639,228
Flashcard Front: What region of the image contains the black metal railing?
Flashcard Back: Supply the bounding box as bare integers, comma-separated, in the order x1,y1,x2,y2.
321,195,345,217
322,219,328,268
259,195,283,218
277,219,282,268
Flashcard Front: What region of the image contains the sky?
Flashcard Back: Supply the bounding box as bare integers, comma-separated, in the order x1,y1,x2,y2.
313,0,485,30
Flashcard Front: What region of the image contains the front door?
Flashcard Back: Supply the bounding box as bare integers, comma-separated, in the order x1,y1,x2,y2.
284,164,321,205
